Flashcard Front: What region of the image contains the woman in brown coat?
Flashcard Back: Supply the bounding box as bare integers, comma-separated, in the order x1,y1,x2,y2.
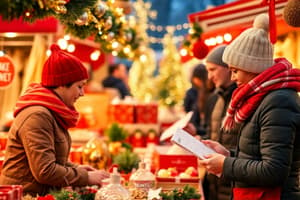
0,44,109,195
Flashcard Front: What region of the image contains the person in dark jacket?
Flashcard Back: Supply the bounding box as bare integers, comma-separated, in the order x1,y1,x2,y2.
199,14,300,200
183,64,216,136
102,63,131,99
204,45,237,200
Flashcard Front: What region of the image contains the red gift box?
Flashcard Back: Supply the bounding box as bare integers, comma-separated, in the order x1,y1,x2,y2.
108,104,135,124
135,103,158,124
153,145,197,172
156,154,198,173
69,145,83,164
0,185,23,200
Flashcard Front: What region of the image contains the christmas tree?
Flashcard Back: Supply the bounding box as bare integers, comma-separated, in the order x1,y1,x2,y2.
128,0,157,102
154,30,189,107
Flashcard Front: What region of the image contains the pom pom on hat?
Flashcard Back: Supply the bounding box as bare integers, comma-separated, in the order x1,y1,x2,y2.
283,0,300,27
253,13,269,31
42,44,89,87
222,14,274,74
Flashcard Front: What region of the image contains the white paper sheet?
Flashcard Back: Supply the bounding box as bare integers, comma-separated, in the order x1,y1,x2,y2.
159,111,193,142
171,128,216,159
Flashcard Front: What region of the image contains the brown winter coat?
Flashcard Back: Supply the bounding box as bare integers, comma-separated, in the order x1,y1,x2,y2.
0,106,88,195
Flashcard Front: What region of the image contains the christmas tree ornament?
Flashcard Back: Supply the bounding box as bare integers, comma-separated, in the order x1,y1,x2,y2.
124,31,133,42
82,136,109,169
283,0,300,27
46,0,69,14
37,0,45,9
107,32,115,41
75,11,89,26
94,1,107,18
104,16,113,30
112,0,132,15
192,38,209,59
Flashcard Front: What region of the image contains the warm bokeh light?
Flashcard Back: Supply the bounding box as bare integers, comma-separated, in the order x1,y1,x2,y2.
90,50,101,61
67,44,75,52
224,33,232,42
4,32,17,38
57,38,68,50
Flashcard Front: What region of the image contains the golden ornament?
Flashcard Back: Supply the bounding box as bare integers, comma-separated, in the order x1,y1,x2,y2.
107,32,115,41
104,16,113,30
94,1,107,18
82,136,110,169
75,12,89,26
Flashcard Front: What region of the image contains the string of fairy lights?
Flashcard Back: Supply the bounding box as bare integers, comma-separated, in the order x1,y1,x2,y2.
53,20,233,61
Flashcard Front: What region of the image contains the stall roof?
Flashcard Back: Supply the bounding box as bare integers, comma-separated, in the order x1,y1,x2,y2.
0,16,58,33
188,0,299,41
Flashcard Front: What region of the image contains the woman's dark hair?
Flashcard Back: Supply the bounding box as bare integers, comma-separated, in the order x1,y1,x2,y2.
108,63,120,75
192,64,208,82
44,82,73,90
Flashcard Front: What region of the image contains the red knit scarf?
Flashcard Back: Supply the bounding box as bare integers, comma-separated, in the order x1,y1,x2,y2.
14,83,79,129
222,58,300,131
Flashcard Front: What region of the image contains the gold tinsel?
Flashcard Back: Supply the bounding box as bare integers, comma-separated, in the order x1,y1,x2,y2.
37,0,68,14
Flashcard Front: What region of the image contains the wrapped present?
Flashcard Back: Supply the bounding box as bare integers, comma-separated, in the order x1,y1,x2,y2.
153,145,198,173
0,132,8,151
108,103,135,124
0,185,23,200
69,145,83,164
130,129,146,148
135,103,158,124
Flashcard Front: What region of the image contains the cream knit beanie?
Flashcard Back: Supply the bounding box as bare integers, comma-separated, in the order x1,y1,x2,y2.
222,14,274,74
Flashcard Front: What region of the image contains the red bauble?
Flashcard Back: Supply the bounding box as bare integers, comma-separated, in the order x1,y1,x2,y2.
192,38,209,60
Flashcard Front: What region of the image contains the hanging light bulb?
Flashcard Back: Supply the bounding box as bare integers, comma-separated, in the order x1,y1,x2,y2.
180,48,188,57
224,33,232,42
0,51,4,57
216,35,223,44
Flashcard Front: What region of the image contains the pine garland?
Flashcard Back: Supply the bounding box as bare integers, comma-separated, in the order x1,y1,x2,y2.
58,0,97,23
1,0,150,60
159,185,201,200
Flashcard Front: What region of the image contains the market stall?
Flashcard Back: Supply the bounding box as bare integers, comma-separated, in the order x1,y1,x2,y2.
188,0,300,67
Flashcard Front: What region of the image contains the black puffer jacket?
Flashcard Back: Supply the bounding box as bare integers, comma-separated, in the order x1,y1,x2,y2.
223,89,300,200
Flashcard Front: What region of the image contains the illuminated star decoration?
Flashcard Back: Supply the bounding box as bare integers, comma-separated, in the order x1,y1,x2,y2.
148,188,162,200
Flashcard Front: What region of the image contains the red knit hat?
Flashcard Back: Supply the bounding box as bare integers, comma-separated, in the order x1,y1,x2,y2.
42,44,89,87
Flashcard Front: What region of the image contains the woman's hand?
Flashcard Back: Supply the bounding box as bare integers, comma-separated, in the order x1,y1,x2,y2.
201,140,230,156
88,170,110,185
198,153,226,177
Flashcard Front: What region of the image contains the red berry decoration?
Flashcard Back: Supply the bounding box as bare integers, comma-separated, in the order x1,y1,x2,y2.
192,38,209,60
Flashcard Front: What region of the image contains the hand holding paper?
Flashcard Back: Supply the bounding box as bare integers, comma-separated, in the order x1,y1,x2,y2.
171,128,216,159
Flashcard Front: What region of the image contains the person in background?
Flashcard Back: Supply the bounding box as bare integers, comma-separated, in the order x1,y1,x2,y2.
0,44,109,196
183,63,216,136
203,44,238,200
200,14,300,200
102,63,131,99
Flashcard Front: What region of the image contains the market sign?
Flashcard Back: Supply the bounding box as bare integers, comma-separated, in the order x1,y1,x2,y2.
0,56,15,88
